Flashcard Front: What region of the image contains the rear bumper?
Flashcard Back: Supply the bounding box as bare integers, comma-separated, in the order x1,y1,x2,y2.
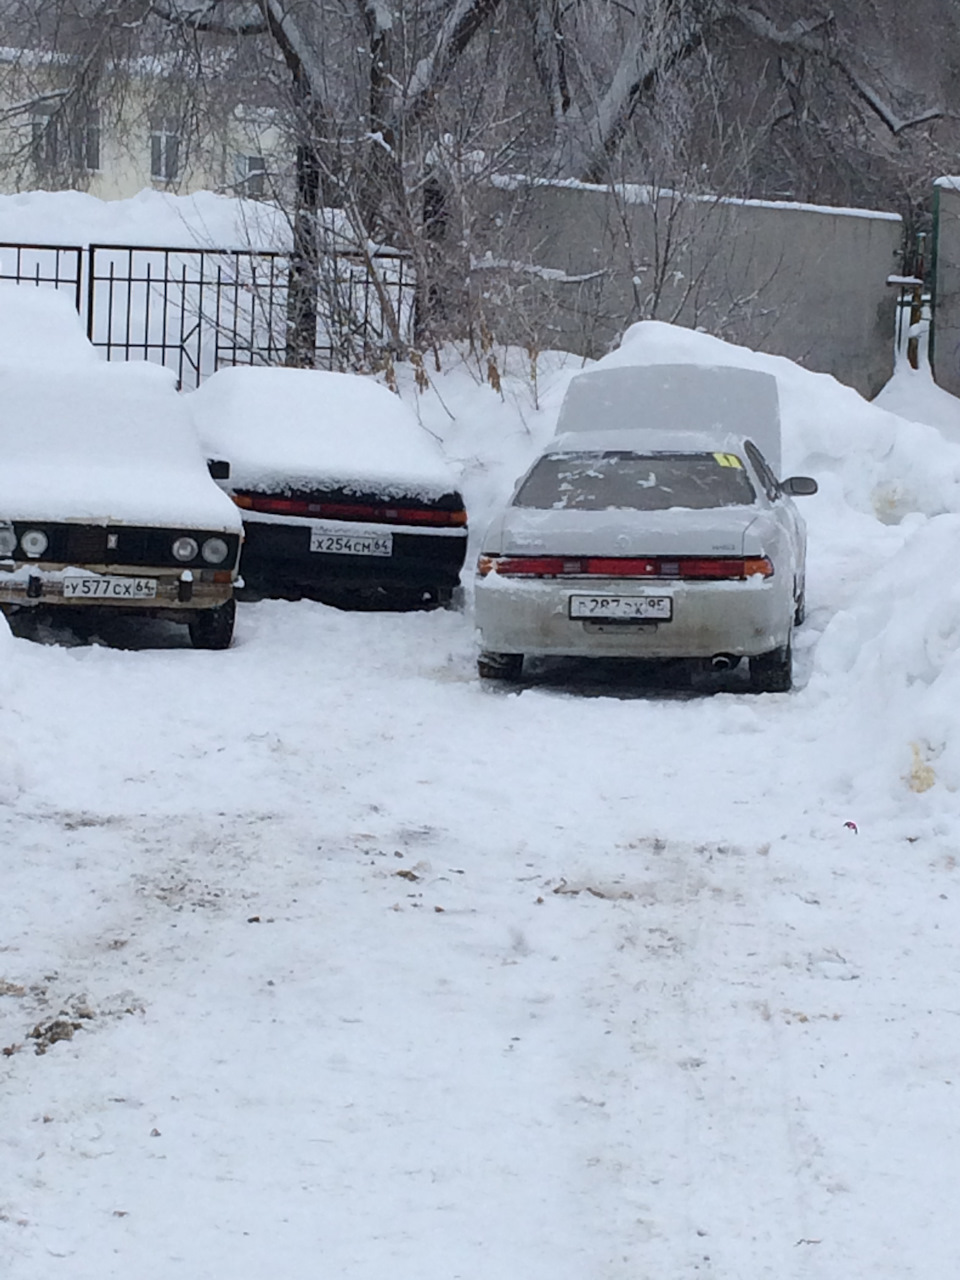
475,575,793,659
239,516,467,592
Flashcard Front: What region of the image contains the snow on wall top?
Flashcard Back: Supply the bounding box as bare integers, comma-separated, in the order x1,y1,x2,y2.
0,359,243,530
189,366,462,500
935,176,960,191
490,174,902,221
556,364,782,476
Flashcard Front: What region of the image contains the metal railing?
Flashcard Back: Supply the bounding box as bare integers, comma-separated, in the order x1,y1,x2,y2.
0,242,83,311
0,240,416,388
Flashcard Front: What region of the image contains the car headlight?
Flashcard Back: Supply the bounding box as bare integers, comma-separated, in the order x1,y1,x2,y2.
172,536,199,562
201,537,229,565
20,529,49,558
0,522,15,557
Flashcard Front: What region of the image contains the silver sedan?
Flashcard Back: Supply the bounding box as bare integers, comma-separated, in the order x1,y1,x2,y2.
474,427,817,691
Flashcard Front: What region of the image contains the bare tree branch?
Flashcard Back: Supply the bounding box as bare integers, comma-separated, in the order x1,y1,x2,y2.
401,0,505,127
579,1,722,182
523,0,571,120
729,4,944,136
148,0,268,36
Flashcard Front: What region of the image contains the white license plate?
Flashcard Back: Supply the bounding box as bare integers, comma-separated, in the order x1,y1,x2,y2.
569,593,672,621
309,524,392,557
62,576,158,600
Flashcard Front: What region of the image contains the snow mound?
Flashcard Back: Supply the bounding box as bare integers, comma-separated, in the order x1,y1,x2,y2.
0,281,99,366
815,513,960,792
0,188,288,251
189,366,462,500
603,321,960,522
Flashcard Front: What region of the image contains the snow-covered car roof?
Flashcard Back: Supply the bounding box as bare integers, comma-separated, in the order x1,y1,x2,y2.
189,366,462,501
0,280,100,367
0,360,244,531
556,364,782,475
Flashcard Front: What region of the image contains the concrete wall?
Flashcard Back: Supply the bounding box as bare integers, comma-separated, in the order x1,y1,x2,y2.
932,180,960,397
469,181,903,399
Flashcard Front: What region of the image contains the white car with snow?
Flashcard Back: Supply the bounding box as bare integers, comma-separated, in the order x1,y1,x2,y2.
190,366,468,608
0,297,244,648
475,364,817,691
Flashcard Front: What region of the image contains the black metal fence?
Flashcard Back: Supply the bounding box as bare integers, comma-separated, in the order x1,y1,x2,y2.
0,240,416,389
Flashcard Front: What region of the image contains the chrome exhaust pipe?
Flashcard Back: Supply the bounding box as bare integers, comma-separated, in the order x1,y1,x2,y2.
710,653,736,671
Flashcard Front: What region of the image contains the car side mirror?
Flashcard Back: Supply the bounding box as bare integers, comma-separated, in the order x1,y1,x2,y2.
207,459,231,480
781,476,818,496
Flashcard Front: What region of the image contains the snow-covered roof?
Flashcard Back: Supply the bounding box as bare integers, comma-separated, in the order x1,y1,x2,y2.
557,364,782,475
189,366,461,500
0,360,243,530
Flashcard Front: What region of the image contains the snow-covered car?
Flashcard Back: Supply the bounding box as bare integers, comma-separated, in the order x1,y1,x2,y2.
0,350,244,649
474,364,817,691
190,366,468,607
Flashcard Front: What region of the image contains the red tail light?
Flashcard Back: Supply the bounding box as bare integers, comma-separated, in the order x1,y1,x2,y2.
478,555,773,579
234,493,466,527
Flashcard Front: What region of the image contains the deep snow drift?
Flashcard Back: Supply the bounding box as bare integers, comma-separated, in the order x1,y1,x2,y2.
2,192,960,1280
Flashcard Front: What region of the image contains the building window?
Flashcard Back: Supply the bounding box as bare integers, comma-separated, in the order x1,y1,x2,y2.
31,104,59,169
32,104,100,172
237,154,266,198
151,118,180,182
77,107,100,172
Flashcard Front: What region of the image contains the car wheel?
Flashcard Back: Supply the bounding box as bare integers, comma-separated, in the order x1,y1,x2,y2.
188,598,236,650
478,651,523,681
749,643,792,693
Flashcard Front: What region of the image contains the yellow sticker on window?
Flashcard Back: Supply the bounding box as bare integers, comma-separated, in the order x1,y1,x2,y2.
713,452,743,469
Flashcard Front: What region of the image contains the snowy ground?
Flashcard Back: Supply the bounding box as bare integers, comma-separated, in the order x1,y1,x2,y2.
4,196,960,1278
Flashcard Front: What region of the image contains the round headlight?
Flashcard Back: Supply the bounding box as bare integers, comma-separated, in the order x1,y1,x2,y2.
172,536,199,562
0,523,16,557
201,537,229,565
20,529,49,559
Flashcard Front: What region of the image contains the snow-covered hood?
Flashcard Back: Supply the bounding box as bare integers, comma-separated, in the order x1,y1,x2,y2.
189,366,461,501
0,361,243,532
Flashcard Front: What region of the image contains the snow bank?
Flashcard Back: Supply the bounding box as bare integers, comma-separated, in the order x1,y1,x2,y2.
602,321,960,522
0,360,243,529
0,188,289,251
814,513,960,794
392,347,589,544
189,366,462,500
0,280,99,366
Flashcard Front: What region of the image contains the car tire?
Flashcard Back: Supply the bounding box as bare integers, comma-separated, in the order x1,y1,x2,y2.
794,586,806,627
478,651,523,681
188,599,236,650
749,643,792,693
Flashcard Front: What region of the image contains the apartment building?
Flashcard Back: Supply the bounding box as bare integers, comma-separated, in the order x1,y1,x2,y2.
0,46,280,201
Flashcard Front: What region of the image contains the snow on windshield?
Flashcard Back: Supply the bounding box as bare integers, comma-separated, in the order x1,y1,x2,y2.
514,450,757,511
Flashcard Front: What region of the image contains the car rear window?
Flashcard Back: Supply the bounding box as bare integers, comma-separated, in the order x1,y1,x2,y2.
514,451,757,511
